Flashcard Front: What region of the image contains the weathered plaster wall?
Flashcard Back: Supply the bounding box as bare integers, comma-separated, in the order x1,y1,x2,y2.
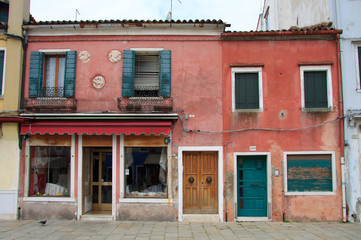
222,38,342,221
117,203,175,221
20,201,77,220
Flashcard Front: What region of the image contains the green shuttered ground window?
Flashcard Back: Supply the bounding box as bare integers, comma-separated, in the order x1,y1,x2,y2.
122,50,171,97
235,72,259,109
0,50,4,95
286,154,333,193
358,46,361,90
29,51,77,98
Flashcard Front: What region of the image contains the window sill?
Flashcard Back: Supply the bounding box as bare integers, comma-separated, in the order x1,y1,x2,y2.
302,107,332,112
285,192,336,196
23,197,75,202
119,198,172,203
233,108,262,113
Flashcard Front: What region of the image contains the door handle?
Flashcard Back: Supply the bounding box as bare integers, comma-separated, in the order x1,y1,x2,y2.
188,177,194,183
206,177,212,183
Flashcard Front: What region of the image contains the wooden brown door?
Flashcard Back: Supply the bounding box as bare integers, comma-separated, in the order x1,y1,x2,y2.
183,151,218,214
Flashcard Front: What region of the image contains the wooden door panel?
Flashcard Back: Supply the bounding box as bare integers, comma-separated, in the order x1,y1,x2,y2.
183,151,218,214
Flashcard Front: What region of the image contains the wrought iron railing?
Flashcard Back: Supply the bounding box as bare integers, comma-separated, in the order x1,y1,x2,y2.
42,87,64,97
118,96,173,112
134,86,159,97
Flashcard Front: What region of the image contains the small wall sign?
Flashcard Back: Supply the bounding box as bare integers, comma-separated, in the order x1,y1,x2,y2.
249,146,256,151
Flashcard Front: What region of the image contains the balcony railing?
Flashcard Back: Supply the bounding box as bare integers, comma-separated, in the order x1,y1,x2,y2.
118,97,173,112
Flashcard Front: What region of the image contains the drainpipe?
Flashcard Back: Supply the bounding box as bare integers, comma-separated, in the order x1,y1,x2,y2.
335,30,346,222
224,142,228,222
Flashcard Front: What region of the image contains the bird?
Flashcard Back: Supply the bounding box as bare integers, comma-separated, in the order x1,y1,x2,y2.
38,220,47,226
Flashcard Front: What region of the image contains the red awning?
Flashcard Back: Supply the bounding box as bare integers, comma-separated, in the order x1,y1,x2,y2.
20,120,172,136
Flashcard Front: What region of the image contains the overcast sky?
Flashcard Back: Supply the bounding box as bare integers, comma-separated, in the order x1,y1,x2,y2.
30,0,263,31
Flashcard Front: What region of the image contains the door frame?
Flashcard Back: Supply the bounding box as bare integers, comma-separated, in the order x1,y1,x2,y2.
233,152,272,221
178,146,223,222
77,135,117,220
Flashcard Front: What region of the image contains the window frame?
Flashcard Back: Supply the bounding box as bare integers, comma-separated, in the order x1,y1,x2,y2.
231,67,263,112
300,65,333,111
354,43,361,92
283,151,337,196
0,47,6,97
23,135,76,202
43,54,66,97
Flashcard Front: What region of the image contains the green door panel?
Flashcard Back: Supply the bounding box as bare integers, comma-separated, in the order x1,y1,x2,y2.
237,156,267,217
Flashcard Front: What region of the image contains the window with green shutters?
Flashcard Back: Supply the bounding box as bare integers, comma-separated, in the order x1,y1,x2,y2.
0,50,5,95
357,46,361,90
232,67,263,112
29,50,77,98
284,152,336,195
300,65,332,110
122,49,171,97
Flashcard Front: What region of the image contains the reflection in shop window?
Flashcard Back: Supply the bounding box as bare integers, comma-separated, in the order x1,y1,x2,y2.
125,147,167,198
29,146,71,197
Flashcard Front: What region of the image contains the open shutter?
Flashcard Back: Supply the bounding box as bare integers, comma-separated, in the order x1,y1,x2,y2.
304,71,327,108
235,73,259,109
122,50,135,97
29,51,44,97
358,47,361,89
159,50,171,97
64,51,77,97
0,51,4,94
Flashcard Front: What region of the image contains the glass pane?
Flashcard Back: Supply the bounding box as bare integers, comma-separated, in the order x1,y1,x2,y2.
57,56,65,96
92,153,99,182
29,146,70,197
92,185,98,203
102,153,112,182
45,57,56,96
101,186,112,203
125,147,167,198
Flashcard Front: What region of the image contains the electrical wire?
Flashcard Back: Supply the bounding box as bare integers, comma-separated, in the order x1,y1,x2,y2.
180,115,345,134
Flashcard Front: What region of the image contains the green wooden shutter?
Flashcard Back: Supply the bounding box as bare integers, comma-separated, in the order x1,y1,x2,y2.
122,50,135,97
235,73,259,109
64,51,77,97
159,50,171,97
0,51,4,95
304,71,327,108
29,51,44,97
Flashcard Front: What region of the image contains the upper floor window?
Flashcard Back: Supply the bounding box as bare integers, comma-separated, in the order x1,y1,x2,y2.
29,50,77,98
356,45,361,91
300,65,332,111
231,67,263,112
122,49,171,98
0,49,5,96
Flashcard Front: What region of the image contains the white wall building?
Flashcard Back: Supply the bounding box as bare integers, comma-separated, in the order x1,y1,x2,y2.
257,0,361,222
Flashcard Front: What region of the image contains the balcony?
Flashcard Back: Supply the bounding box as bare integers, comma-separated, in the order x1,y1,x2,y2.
117,97,173,112
24,87,77,111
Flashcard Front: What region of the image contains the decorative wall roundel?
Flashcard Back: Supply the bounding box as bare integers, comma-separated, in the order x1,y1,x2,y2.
108,50,122,63
92,75,105,89
78,51,91,63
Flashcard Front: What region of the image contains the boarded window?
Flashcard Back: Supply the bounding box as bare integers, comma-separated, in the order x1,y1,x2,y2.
287,154,332,192
235,72,259,109
304,71,328,108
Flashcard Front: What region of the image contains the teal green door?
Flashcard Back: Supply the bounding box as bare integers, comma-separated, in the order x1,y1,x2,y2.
237,156,267,217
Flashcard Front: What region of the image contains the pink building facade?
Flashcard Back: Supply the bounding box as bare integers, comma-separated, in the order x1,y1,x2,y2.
17,20,343,222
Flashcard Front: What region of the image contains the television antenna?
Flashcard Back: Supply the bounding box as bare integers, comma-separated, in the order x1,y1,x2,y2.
167,0,182,21
75,9,80,21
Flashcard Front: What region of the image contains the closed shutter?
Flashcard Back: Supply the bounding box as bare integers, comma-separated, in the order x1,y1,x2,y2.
159,50,171,97
304,71,327,108
235,73,259,109
29,51,44,97
64,51,77,97
134,54,159,90
122,50,135,97
0,51,4,95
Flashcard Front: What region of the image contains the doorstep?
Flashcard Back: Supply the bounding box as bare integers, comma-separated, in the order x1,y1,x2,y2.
80,214,114,221
182,214,220,222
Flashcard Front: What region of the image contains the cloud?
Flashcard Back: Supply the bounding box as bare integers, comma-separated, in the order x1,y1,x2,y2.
30,0,261,31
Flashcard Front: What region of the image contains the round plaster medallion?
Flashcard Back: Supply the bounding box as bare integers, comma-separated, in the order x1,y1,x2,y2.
92,75,105,89
108,50,122,63
78,51,91,63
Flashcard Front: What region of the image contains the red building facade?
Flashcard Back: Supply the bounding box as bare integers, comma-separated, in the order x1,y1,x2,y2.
17,20,343,222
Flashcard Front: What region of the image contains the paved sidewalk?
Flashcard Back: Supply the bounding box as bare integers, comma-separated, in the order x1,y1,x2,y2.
0,220,360,240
